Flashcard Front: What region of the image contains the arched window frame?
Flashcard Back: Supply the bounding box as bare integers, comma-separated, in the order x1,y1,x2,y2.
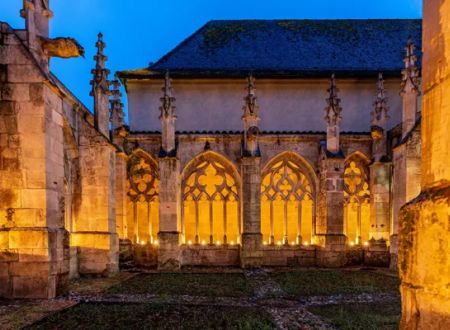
127,150,159,244
181,151,241,245
343,153,371,244
261,152,317,245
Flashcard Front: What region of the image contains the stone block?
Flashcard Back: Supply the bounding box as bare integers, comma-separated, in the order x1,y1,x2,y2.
7,65,42,83
240,233,263,268
158,231,181,271
9,229,48,249
316,248,347,268
11,274,56,299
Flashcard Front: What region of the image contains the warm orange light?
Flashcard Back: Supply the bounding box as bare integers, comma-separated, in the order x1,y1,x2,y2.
153,240,159,246
187,240,192,245
364,241,369,246
303,241,309,246
349,241,355,246
216,240,221,246
290,241,296,246
201,240,206,246
263,241,268,245
230,241,235,245
140,240,145,245
277,241,282,246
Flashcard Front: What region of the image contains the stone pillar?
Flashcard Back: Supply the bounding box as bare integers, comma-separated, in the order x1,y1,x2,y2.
240,156,263,267
316,154,346,267
157,72,181,270
315,75,346,267
239,75,263,267
90,33,111,138
157,157,181,270
369,162,391,241
369,74,392,242
72,130,118,276
399,0,450,328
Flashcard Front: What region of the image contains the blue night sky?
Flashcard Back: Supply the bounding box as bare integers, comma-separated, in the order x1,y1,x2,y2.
0,0,422,112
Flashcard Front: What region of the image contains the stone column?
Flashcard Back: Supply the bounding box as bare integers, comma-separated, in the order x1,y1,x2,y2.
369,73,391,242
240,156,263,267
315,154,346,267
158,157,181,270
239,75,263,267
72,130,119,276
399,0,450,328
157,72,181,270
316,75,346,267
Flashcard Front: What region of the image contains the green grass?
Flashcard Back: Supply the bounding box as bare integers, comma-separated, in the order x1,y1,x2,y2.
309,301,401,330
270,270,400,297
107,273,253,297
27,303,275,330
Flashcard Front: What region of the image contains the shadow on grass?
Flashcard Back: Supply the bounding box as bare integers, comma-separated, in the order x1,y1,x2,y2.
26,303,275,330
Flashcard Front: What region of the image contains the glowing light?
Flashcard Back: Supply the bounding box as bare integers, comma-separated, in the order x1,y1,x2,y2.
153,240,159,246
277,241,282,246
349,241,355,246
201,240,207,246
187,240,192,246
216,240,221,246
263,241,268,246
364,241,369,246
303,241,309,246
140,240,145,245
230,241,235,245
291,242,296,246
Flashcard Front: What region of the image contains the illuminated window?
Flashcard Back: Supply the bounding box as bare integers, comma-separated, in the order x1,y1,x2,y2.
182,154,240,245
344,158,370,244
261,156,315,245
127,152,159,244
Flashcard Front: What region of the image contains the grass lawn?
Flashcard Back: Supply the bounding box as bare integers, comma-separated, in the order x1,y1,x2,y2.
26,303,275,330
309,300,401,330
107,273,253,297
270,269,400,297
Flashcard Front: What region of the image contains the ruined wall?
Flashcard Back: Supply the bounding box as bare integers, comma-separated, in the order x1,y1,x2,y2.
127,78,403,133
399,0,450,328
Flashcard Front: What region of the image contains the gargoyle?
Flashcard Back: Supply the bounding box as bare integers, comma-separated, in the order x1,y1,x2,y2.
40,37,85,58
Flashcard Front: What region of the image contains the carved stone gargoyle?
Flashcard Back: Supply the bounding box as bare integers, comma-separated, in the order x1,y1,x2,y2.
40,37,85,58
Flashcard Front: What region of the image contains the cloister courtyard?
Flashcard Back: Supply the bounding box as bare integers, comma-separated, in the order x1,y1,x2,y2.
1,266,400,330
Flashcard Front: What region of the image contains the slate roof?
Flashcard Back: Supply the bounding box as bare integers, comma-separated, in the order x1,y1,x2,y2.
119,19,422,79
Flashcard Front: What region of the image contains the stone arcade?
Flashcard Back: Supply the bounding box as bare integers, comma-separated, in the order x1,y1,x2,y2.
0,4,448,326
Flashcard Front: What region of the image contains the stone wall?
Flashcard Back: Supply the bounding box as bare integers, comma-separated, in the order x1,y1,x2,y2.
126,78,404,133
0,22,119,298
399,0,450,328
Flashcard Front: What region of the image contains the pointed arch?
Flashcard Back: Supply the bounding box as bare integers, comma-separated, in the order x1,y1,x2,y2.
261,151,317,245
126,149,159,244
344,150,371,245
181,151,241,246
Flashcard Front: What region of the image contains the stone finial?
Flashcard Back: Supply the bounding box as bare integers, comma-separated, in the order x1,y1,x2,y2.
90,32,111,137
242,74,259,117
242,74,260,157
110,73,125,132
371,73,390,130
324,74,342,153
400,38,420,95
159,71,177,155
159,71,176,119
20,0,53,38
